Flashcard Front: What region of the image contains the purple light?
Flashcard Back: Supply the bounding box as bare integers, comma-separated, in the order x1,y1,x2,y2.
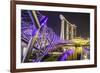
67,49,74,55
21,10,71,62
57,51,68,61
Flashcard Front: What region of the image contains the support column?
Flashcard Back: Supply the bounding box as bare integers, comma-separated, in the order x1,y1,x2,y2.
70,24,77,40
60,14,65,40
66,21,69,40
74,25,77,38
71,24,74,40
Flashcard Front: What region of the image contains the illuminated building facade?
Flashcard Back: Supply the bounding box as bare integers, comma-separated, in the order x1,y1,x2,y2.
21,10,90,62
60,14,77,40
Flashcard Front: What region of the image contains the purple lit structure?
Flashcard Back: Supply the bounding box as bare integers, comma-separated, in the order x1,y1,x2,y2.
58,49,74,61
21,10,72,62
21,10,89,63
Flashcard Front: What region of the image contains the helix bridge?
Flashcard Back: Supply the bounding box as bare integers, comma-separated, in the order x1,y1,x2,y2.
21,10,89,62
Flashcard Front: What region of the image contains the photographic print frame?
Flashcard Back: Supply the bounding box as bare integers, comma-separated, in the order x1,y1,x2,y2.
10,0,97,72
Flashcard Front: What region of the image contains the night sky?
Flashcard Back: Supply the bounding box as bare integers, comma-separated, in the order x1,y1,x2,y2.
38,10,90,38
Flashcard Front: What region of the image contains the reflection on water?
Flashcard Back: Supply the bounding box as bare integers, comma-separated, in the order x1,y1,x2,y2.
21,10,90,63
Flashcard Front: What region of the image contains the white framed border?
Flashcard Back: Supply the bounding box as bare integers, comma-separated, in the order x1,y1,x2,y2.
16,4,95,69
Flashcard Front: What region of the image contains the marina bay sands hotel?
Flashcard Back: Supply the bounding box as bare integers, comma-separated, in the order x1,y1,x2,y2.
60,14,77,40
21,10,90,62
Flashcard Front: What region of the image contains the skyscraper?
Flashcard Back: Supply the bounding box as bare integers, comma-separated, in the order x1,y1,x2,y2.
59,14,77,40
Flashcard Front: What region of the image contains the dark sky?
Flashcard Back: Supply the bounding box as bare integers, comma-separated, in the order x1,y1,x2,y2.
38,10,90,38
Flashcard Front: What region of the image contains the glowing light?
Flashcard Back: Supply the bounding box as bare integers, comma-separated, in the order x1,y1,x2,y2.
72,37,89,45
